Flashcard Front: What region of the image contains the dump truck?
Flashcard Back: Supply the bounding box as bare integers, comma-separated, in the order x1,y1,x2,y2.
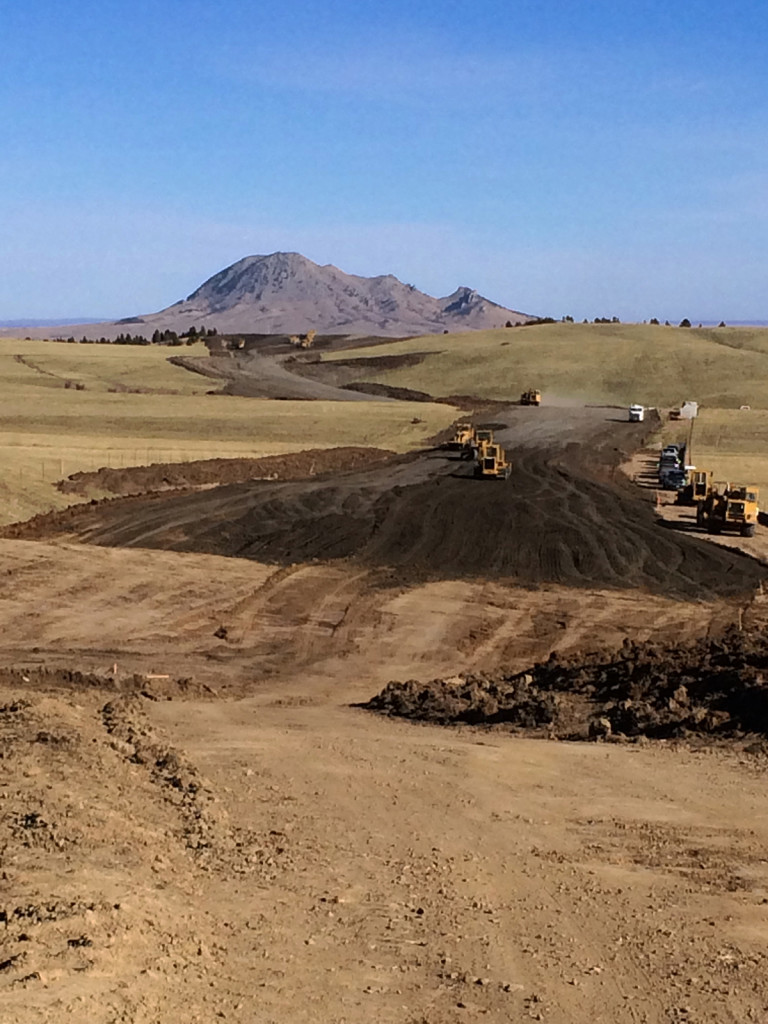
520,388,541,406
697,484,759,537
628,404,645,422
474,441,512,479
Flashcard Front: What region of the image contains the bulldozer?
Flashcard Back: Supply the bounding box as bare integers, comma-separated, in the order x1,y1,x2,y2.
474,441,512,479
520,388,541,406
697,483,759,537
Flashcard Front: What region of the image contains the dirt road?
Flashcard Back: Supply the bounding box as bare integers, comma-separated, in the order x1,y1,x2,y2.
4,682,768,1024
171,350,397,401
151,696,768,1024
10,407,764,598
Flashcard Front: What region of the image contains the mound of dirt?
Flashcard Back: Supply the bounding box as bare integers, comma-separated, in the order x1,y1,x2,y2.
172,453,763,597
56,446,395,498
364,625,768,745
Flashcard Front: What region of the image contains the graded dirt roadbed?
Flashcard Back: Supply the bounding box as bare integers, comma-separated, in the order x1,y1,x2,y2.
171,350,400,401
9,407,764,599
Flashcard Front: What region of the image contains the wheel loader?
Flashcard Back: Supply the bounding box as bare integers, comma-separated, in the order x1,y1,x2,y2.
520,388,541,406
474,441,512,479
697,483,759,537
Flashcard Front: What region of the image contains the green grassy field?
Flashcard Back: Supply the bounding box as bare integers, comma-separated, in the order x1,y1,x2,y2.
323,322,768,409
0,338,457,525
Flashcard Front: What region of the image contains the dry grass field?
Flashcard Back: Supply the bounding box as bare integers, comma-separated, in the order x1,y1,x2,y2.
323,322,768,408
658,407,768,492
0,337,215,394
686,408,768,492
0,338,457,524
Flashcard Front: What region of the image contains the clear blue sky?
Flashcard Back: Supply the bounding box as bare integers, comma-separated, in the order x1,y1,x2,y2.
2,0,767,321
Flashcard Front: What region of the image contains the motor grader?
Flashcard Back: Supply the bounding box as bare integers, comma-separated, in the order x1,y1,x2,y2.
474,441,512,479
697,483,759,537
520,388,541,406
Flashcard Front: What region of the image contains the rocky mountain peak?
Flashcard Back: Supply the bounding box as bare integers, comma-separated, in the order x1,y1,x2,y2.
143,253,534,337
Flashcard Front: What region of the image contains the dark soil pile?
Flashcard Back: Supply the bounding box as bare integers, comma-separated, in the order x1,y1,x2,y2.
8,411,765,600
9,445,765,599
364,626,768,745
56,446,395,498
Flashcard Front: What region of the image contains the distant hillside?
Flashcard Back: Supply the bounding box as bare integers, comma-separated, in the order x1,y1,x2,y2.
0,253,534,340
319,321,768,409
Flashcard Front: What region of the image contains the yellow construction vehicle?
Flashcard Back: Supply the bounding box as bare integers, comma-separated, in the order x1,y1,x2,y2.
520,388,541,406
697,483,759,537
676,468,712,507
445,422,476,452
289,329,317,349
474,441,512,479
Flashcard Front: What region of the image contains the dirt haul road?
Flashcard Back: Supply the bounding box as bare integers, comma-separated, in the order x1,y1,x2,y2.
2,405,768,1024
8,406,764,599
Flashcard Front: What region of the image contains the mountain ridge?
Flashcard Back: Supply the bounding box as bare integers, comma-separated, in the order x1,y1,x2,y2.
0,253,534,339
157,252,533,336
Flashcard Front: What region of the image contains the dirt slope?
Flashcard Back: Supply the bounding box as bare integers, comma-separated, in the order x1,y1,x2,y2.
0,689,283,1024
0,539,749,694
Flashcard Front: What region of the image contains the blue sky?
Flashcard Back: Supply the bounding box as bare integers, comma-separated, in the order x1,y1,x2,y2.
2,0,767,321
